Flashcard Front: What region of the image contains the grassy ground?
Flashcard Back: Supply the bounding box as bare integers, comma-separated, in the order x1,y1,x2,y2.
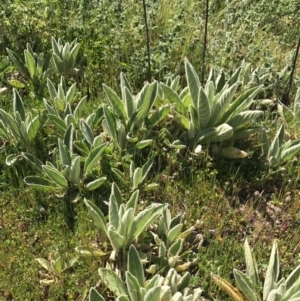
0,0,300,300
1,146,300,300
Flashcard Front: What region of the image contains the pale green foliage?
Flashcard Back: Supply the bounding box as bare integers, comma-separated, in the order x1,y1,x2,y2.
51,37,83,78
24,126,107,192
89,245,203,301
102,72,168,153
0,89,46,153
6,43,53,92
212,239,300,301
79,183,167,254
262,124,300,169
161,59,263,156
43,76,88,136
148,208,202,274
35,251,77,286
278,87,300,130
111,158,158,191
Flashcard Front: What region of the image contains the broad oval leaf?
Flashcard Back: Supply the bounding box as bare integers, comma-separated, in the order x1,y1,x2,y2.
98,268,127,297
233,269,257,301
263,241,280,300
24,176,54,188
185,58,201,109
128,244,145,287
107,225,124,251
85,177,106,191
89,288,105,301
13,89,25,121
168,238,183,257
132,167,142,190
84,198,107,235
69,156,81,184
42,165,68,188
227,110,263,131
80,118,94,146
84,143,107,175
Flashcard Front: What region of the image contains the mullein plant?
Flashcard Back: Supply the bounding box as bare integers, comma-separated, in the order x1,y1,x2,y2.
160,59,264,157
102,72,170,155
88,244,204,301
6,43,53,98
76,183,167,277
212,239,300,301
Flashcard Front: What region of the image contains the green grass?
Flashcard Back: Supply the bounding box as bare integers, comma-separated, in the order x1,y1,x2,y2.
0,0,300,300
1,148,300,299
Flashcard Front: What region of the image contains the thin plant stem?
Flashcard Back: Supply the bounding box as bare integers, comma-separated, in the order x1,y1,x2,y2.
142,0,151,82
201,0,209,85
282,37,300,105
